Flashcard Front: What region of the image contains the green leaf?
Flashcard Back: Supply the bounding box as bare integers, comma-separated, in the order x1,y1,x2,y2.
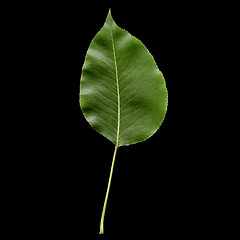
79,10,168,234
80,10,168,147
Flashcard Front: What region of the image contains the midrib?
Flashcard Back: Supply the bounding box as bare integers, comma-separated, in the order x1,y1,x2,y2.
110,28,120,146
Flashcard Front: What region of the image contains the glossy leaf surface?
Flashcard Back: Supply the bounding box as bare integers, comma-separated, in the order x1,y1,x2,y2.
80,11,168,146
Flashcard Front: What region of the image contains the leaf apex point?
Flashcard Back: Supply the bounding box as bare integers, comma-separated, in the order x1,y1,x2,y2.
107,8,112,18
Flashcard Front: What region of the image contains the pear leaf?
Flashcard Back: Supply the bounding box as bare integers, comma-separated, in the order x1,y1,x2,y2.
79,10,168,234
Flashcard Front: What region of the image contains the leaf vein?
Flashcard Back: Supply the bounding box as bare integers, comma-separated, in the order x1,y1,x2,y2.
119,114,145,137
90,94,118,119
119,67,136,86
94,88,118,106
120,107,141,121
94,111,117,135
94,75,118,98
110,25,121,146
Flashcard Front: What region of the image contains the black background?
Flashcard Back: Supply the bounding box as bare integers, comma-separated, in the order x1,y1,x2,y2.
4,2,233,240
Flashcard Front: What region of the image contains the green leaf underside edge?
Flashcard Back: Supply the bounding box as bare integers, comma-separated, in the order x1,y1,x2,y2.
80,10,168,147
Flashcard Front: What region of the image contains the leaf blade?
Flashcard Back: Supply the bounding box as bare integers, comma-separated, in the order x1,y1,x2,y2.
80,11,168,146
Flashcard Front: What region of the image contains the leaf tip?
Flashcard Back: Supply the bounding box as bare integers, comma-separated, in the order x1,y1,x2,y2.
105,8,116,27
107,8,112,19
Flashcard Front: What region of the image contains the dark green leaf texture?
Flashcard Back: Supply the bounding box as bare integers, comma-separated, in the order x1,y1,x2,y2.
80,11,168,146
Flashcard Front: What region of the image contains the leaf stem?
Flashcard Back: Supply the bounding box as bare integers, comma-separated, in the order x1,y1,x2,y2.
99,144,118,234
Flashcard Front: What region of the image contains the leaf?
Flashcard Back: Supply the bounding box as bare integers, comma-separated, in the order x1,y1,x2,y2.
80,10,168,147
79,10,168,234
